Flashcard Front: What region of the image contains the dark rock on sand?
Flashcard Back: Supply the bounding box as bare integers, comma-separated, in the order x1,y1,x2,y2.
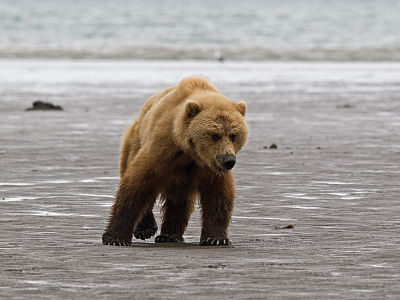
26,101,63,111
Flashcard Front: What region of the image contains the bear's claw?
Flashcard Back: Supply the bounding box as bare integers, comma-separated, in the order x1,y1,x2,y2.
133,212,158,240
155,234,183,243
102,234,132,246
200,237,231,246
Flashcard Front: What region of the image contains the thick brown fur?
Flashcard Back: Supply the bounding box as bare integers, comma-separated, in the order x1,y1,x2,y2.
102,76,248,246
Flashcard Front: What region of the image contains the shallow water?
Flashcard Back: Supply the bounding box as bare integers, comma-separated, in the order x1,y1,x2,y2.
1,0,400,60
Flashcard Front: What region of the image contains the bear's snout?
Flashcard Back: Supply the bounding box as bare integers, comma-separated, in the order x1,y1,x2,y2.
221,154,236,170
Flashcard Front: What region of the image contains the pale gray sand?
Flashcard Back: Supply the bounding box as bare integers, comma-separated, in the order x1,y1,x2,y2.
0,60,399,299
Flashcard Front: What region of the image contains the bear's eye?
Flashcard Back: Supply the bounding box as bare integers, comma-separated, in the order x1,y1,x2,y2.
211,134,221,141
230,134,237,142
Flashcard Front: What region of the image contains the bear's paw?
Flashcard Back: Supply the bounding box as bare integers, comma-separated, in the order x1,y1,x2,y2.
102,233,132,246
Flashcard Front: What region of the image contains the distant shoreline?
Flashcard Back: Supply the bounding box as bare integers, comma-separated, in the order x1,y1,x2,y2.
1,46,400,62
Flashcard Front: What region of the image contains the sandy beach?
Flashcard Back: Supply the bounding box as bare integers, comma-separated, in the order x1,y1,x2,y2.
1,59,399,299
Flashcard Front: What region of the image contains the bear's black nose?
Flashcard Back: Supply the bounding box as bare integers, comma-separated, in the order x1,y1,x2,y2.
222,154,236,170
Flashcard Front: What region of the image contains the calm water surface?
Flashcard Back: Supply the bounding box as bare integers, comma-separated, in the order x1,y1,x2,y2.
1,0,399,60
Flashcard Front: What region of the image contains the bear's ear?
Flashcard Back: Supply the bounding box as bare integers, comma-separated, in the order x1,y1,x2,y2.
185,100,201,118
236,101,247,116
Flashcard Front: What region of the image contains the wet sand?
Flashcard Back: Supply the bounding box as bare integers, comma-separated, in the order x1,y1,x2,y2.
1,60,399,299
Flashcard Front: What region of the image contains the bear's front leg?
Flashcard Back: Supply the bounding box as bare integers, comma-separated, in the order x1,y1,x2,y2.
198,171,235,246
102,164,159,246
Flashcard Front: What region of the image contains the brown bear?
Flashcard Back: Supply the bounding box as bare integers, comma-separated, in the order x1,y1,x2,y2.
102,76,248,246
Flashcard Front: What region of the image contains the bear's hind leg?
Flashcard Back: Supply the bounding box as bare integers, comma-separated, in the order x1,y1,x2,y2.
155,184,197,243
102,159,159,246
133,209,158,240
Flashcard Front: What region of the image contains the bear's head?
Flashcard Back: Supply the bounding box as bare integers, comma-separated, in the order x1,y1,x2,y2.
181,93,248,174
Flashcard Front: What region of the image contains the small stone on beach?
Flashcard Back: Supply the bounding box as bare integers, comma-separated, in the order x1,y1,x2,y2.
263,144,278,150
274,224,294,230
